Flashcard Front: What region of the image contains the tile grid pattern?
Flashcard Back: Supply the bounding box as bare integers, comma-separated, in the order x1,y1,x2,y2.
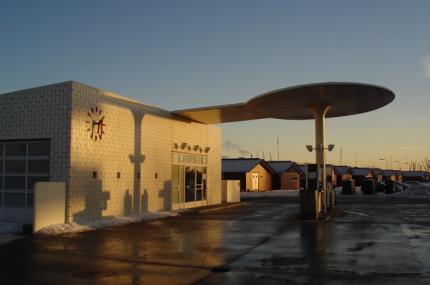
68,82,221,222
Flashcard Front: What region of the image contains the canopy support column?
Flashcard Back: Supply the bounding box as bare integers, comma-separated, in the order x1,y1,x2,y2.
311,104,330,215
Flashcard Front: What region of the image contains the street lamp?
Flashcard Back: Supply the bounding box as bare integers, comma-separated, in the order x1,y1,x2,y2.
306,144,335,152
379,158,388,169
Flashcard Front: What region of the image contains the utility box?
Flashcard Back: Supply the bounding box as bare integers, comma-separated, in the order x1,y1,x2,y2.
306,164,320,191
342,180,356,195
362,180,376,195
300,190,319,219
222,180,241,203
34,182,66,233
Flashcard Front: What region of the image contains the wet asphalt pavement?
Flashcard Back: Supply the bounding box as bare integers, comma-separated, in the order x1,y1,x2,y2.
1,195,430,284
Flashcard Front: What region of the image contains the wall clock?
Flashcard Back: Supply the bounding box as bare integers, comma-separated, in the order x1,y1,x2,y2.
86,106,106,141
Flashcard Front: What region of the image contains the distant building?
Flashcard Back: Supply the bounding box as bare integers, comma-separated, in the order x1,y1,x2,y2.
297,164,307,189
371,168,383,182
381,170,397,182
350,167,373,186
395,170,403,182
222,158,275,192
333,166,352,187
267,161,304,190
402,171,429,182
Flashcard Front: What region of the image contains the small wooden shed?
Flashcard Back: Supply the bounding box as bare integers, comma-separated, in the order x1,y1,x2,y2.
267,161,304,190
333,166,352,187
222,158,276,192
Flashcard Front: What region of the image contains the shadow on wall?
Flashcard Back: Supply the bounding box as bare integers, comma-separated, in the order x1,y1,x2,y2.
159,181,172,211
123,188,149,215
70,89,180,223
129,111,146,215
123,190,132,216
73,178,110,224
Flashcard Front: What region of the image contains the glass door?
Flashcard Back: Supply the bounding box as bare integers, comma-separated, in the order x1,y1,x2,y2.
185,166,195,202
196,167,204,201
171,152,208,209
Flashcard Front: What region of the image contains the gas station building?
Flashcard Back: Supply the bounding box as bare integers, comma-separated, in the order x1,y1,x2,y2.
0,81,221,224
0,81,394,225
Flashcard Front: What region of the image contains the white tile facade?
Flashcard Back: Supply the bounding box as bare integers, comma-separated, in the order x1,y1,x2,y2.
0,81,221,224
0,82,72,223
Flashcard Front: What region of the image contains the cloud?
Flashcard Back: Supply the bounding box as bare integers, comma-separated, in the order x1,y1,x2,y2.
424,55,430,78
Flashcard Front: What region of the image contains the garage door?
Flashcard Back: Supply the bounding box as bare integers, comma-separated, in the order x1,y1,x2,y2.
0,140,50,208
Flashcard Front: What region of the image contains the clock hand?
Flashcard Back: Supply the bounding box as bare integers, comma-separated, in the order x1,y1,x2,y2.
91,120,97,138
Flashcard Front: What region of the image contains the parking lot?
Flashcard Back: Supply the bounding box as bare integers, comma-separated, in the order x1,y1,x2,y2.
1,195,430,284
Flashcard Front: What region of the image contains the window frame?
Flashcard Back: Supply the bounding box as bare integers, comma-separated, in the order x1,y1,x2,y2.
171,151,208,204
0,140,50,208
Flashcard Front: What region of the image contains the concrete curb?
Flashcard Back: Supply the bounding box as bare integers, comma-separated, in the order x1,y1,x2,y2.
179,202,248,215
198,202,248,213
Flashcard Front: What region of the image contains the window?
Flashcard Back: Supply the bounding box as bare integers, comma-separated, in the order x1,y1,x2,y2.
27,176,49,190
0,140,50,208
5,160,26,173
5,176,26,189
28,159,50,173
28,142,50,156
5,143,26,156
4,193,25,207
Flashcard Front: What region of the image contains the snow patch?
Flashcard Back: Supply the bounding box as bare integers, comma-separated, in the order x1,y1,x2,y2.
393,184,430,198
37,212,178,236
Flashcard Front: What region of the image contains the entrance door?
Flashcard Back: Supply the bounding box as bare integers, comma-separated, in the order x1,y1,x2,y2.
185,166,196,202
251,172,259,191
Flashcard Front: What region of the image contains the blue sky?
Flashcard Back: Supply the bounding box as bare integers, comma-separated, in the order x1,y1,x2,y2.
1,0,429,168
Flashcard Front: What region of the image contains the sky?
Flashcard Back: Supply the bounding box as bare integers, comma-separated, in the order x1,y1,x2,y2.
0,0,429,169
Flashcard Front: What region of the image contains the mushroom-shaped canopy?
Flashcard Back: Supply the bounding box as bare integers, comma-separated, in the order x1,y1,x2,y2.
173,82,395,124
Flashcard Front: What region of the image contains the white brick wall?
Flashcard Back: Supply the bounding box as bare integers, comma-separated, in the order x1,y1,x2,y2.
0,81,222,224
68,82,221,223
0,82,72,223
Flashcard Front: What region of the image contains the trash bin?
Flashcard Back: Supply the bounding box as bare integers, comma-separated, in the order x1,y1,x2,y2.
342,180,356,194
361,179,376,195
385,180,394,194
